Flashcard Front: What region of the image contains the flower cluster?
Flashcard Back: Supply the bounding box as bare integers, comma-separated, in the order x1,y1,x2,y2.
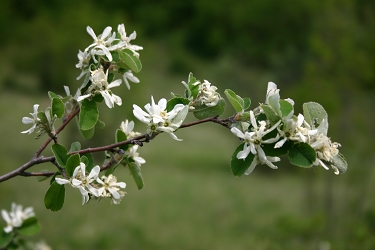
75,24,142,108
119,119,146,168
77,68,122,108
182,76,221,108
133,96,189,141
55,163,126,205
1,203,35,233
21,104,41,135
231,82,343,175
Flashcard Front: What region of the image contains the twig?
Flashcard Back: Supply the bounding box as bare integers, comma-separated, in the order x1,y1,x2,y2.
0,115,231,182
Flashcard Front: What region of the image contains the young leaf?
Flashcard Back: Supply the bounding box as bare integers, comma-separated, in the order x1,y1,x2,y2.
69,142,81,152
48,91,60,100
17,217,42,236
288,142,316,167
166,97,190,112
303,102,328,129
188,72,200,99
66,154,80,177
116,129,130,151
279,99,293,118
193,98,226,120
44,181,65,212
79,99,99,131
243,98,251,110
79,126,95,140
128,161,144,190
330,153,348,175
224,89,244,112
0,230,13,249
81,153,95,172
51,144,69,168
230,143,255,177
118,49,142,73
52,97,65,118
37,111,49,124
260,104,280,125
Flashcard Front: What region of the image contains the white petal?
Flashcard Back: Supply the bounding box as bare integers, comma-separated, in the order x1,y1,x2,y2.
245,158,258,175
22,117,34,124
101,90,114,108
86,26,97,40
88,166,100,180
55,178,70,185
108,79,122,89
111,93,122,106
77,94,91,102
101,26,112,39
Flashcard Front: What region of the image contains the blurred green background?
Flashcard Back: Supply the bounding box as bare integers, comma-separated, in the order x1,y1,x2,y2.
1,0,375,249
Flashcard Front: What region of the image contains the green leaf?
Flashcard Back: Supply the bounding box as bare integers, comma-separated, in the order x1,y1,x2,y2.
79,126,95,139
116,129,130,151
51,97,65,119
96,119,105,129
79,99,99,131
224,89,244,112
51,144,69,168
243,98,251,110
193,98,226,120
166,97,190,112
37,111,48,124
0,230,13,249
279,99,294,118
188,72,199,99
268,94,281,116
44,181,65,212
262,140,292,157
66,154,80,177
118,49,142,73
303,102,328,130
230,143,255,177
48,91,60,99
171,105,189,125
128,161,144,190
288,142,316,167
83,153,95,172
69,142,81,152
260,104,281,125
17,217,41,236
330,153,348,175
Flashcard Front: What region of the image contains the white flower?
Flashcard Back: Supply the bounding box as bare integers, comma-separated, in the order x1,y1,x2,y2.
245,154,281,175
21,104,41,134
85,26,115,61
117,24,143,57
56,163,101,205
122,70,140,90
96,174,126,204
196,80,220,107
275,114,316,148
75,50,91,81
1,203,34,233
133,96,188,140
120,120,141,139
309,120,341,172
77,68,122,108
231,111,280,163
125,145,146,167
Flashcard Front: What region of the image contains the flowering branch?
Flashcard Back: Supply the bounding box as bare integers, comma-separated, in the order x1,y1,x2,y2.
0,23,348,212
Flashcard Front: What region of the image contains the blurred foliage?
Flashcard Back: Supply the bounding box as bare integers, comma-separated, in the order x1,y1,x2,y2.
0,0,375,249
